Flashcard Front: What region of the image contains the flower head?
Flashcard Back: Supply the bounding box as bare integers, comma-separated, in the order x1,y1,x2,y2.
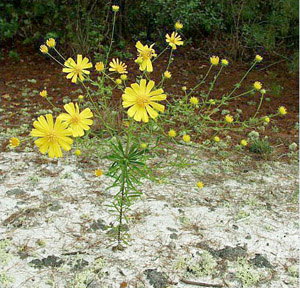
210,56,219,66
175,21,183,30
120,74,127,81
213,136,220,142
112,5,119,12
209,99,216,105
164,71,171,79
116,78,122,85
183,134,191,143
190,97,199,105
182,86,187,92
260,89,266,95
255,55,263,62
31,114,73,158
253,81,262,91
135,41,156,72
40,90,47,98
94,169,103,177
225,115,233,123
122,79,166,122
140,143,147,149
264,116,270,123
78,95,84,101
74,149,81,156
278,106,287,115
240,139,248,146
109,58,127,74
166,32,183,50
9,137,20,148
59,102,93,137
63,55,93,83
46,38,56,48
40,45,48,54
221,59,229,66
95,61,105,72
197,181,204,189
168,129,177,137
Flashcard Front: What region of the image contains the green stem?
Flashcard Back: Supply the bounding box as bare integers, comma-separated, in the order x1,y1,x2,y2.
253,94,264,118
187,65,212,97
105,12,117,66
46,52,64,66
53,47,67,62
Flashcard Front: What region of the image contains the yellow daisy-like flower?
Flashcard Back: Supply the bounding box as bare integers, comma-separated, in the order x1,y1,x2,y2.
240,139,248,146
225,115,233,123
31,114,73,159
264,116,270,123
59,102,93,137
74,149,81,156
122,79,166,122
166,32,184,50
255,55,263,62
197,181,204,189
221,59,229,66
175,21,183,30
253,81,262,91
190,97,199,105
109,58,128,74
183,134,191,143
46,38,56,48
164,71,172,79
94,169,103,177
140,143,147,149
112,5,119,12
40,90,47,98
135,41,157,72
210,56,219,66
116,78,122,85
120,74,127,81
63,55,93,83
78,95,84,101
168,129,177,137
95,61,105,72
9,137,20,148
278,106,287,115
213,136,220,142
40,45,48,54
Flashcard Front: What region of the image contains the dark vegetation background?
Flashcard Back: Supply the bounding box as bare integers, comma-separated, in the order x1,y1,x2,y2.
0,0,299,68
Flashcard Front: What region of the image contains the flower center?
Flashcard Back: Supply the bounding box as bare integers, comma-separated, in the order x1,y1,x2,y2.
136,94,149,107
140,49,153,60
116,66,124,73
46,131,57,143
71,114,80,124
74,65,82,74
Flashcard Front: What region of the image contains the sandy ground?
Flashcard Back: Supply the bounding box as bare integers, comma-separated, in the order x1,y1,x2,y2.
0,148,299,288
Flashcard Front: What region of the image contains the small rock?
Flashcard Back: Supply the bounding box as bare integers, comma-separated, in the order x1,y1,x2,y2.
29,255,64,268
145,269,168,288
245,234,252,240
170,233,178,240
89,219,107,231
250,254,273,268
215,245,247,261
6,188,27,197
73,258,89,270
167,227,178,232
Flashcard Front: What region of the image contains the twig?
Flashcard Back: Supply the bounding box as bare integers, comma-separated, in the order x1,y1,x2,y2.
180,278,223,287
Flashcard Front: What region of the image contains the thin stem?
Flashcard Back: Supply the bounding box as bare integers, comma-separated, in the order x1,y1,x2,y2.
206,66,223,99
46,53,64,67
53,47,67,62
105,12,117,66
253,94,264,118
152,46,168,63
187,65,212,97
159,49,173,87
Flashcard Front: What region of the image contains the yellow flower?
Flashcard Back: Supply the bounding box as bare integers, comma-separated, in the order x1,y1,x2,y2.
213,136,220,142
140,143,147,149
40,90,47,98
120,74,127,81
253,81,262,91
190,97,199,105
135,41,157,72
225,115,233,123
166,32,184,50
74,149,81,156
240,139,248,146
109,58,127,74
63,55,93,83
221,59,229,66
9,137,20,148
264,116,270,123
197,181,204,189
112,5,119,12
94,169,103,177
46,38,56,48
210,56,219,66
40,45,48,54
168,129,177,137
116,78,122,85
278,106,287,115
175,21,183,30
31,114,73,158
164,71,171,79
182,86,187,92
78,95,84,101
255,55,263,62
95,61,105,72
122,79,166,122
183,134,191,143
59,102,93,137
209,99,216,105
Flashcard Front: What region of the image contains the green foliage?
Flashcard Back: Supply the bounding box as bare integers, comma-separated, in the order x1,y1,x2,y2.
250,139,273,155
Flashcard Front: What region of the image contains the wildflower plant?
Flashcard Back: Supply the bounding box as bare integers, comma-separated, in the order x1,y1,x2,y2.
11,5,288,249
